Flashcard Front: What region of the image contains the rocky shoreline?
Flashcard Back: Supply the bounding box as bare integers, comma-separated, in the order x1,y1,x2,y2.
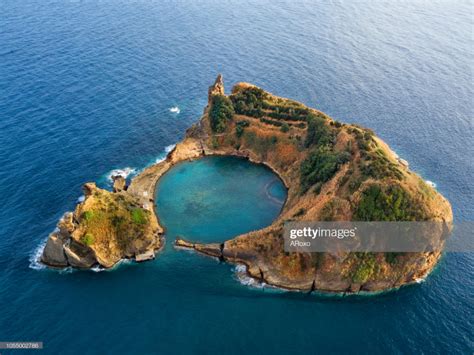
40,75,452,294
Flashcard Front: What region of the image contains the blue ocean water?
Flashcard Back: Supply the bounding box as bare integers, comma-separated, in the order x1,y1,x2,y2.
0,0,472,353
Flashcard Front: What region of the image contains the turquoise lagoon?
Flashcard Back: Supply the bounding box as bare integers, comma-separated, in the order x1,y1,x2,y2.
156,156,286,243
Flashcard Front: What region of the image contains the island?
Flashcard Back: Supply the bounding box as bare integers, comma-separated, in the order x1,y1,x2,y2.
41,75,452,293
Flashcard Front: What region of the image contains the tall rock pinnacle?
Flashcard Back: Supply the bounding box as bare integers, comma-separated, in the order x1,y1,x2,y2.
208,74,225,102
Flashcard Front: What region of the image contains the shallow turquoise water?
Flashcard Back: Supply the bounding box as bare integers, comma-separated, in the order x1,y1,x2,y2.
156,156,286,243
0,0,472,353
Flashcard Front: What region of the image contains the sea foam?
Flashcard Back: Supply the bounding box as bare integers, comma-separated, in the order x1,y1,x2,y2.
106,167,137,183
29,237,48,270
155,144,176,164
233,264,266,289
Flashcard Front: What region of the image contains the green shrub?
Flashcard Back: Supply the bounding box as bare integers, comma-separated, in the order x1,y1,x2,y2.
385,252,403,265
262,101,309,116
131,208,148,225
260,117,283,127
313,182,323,195
280,122,290,133
82,210,94,222
304,114,335,148
360,152,403,181
352,253,376,283
231,87,266,117
267,111,306,121
355,184,425,221
236,120,250,127
235,125,244,138
209,95,234,132
300,146,350,192
82,233,95,246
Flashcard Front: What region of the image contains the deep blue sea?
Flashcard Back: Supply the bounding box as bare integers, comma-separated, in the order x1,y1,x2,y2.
0,0,473,353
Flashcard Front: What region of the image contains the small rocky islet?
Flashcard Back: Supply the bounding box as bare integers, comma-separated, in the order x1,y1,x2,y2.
41,75,452,294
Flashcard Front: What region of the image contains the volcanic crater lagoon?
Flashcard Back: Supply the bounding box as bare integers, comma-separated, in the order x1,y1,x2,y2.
155,156,287,243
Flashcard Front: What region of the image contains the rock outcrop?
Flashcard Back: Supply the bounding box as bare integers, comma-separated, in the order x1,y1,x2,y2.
41,183,163,269
112,175,127,192
208,74,225,100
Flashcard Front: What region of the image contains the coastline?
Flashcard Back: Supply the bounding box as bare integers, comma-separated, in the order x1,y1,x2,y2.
37,76,453,295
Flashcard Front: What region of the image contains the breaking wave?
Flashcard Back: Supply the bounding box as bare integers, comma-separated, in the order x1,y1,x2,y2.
106,167,137,183
29,237,49,270
155,144,176,164
233,264,266,289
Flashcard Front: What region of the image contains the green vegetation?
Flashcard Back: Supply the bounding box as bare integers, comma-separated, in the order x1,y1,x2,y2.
235,125,244,138
82,210,94,222
355,184,425,221
385,252,403,265
235,120,249,138
260,117,284,127
131,208,148,225
299,112,350,192
352,253,377,283
350,128,403,181
209,94,234,132
267,111,306,121
319,198,345,221
360,149,403,181
244,131,278,157
73,187,155,255
230,87,266,117
352,128,375,151
304,114,334,148
280,122,289,133
262,99,309,118
81,233,95,246
300,146,350,192
231,87,309,123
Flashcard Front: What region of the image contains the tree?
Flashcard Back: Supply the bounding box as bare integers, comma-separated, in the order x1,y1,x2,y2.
304,114,334,148
280,122,290,133
209,95,234,132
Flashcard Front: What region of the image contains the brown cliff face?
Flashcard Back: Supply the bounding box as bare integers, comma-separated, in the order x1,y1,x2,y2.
177,77,453,293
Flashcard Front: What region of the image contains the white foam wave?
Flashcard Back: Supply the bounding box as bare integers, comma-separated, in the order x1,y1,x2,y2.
91,258,132,272
155,144,176,164
165,144,176,153
169,106,180,114
425,180,437,188
233,264,266,289
415,277,426,284
106,167,137,183
29,238,48,270
77,195,85,203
